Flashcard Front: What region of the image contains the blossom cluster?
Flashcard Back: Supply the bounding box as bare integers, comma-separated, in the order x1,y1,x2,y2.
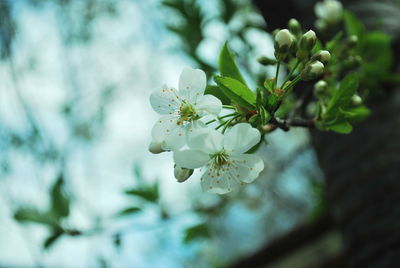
149,68,264,194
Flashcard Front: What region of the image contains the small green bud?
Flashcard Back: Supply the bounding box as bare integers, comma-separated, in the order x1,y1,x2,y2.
149,141,165,154
311,50,331,65
257,56,277,66
315,19,327,32
288,18,301,35
314,80,328,97
174,165,194,183
301,61,324,81
347,35,358,48
351,94,362,105
345,55,362,69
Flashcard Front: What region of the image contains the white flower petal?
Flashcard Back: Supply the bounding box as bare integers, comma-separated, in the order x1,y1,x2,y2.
174,150,209,169
151,116,185,150
187,127,223,153
195,94,222,116
178,67,206,102
224,123,261,153
201,167,233,194
150,86,180,115
230,154,264,183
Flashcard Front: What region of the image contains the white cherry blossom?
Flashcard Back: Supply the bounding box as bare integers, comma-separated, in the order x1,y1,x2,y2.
150,67,222,151
173,123,264,194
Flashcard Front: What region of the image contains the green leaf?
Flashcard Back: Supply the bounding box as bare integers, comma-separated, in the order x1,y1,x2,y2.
50,174,70,219
14,208,58,226
343,11,365,39
214,76,256,110
341,106,371,123
43,229,64,250
265,93,279,113
117,207,141,216
362,31,393,77
125,183,159,203
218,42,247,86
263,78,274,93
325,73,359,117
205,85,230,105
183,223,210,244
326,122,353,134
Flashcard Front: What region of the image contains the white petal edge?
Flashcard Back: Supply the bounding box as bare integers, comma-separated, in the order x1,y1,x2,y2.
151,116,185,151
230,154,264,183
174,149,209,169
178,67,206,102
150,86,180,115
224,123,261,153
187,127,223,153
195,94,222,116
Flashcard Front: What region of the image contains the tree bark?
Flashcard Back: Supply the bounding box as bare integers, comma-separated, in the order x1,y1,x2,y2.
253,0,400,267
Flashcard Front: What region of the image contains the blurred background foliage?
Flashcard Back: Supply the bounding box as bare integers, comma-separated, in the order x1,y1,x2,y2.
0,0,348,267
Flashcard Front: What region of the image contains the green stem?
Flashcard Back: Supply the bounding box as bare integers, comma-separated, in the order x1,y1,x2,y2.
274,61,281,89
218,112,238,120
222,115,241,133
281,60,300,88
206,112,239,125
222,105,236,110
283,75,302,90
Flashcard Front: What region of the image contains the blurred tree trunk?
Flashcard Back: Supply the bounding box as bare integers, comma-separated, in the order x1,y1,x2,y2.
253,0,400,267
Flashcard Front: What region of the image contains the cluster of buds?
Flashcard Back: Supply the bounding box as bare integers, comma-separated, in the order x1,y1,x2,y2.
301,49,331,81
273,24,331,82
274,27,319,63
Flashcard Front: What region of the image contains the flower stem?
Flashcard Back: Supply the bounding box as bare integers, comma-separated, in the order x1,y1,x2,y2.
222,105,236,110
221,114,241,133
281,60,300,88
205,119,216,125
218,112,238,120
283,75,302,90
274,61,281,89
206,112,239,125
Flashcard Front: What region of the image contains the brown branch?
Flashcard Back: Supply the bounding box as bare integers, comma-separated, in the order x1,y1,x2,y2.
265,118,315,132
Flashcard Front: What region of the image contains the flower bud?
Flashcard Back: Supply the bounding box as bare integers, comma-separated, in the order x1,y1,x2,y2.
297,30,317,60
174,165,193,183
149,141,165,154
315,19,327,32
314,80,328,97
299,30,317,51
315,0,343,25
352,94,362,105
347,35,358,48
275,29,293,48
311,50,331,65
257,56,277,66
344,55,362,69
301,61,324,81
288,18,301,35
314,80,328,92
274,29,294,61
